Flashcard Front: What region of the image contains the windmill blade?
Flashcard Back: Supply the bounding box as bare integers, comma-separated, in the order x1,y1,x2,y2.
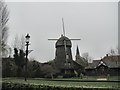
48,39,58,40
62,18,65,36
48,38,81,41
70,39,81,40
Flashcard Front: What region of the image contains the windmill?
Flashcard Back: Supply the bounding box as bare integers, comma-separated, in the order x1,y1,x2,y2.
48,18,81,76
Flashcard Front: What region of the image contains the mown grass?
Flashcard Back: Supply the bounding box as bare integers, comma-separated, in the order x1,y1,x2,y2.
47,76,120,81
2,77,120,89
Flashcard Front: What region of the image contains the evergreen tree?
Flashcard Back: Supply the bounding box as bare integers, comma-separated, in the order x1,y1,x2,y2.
14,48,25,77
14,48,19,66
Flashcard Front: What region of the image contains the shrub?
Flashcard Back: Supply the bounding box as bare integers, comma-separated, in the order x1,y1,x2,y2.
80,73,84,79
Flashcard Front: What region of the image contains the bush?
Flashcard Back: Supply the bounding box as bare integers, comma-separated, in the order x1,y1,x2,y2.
80,73,84,79
107,74,110,80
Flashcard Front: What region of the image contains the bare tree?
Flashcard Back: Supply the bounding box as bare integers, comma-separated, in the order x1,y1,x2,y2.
116,46,119,55
13,35,25,50
19,35,25,50
110,48,115,55
13,35,19,49
82,52,89,60
0,0,9,57
118,47,120,55
82,52,93,63
109,47,118,56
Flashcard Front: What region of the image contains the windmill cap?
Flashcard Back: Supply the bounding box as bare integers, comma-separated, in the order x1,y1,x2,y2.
55,36,72,48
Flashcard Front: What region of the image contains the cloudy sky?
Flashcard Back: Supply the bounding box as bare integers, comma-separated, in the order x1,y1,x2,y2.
6,2,118,62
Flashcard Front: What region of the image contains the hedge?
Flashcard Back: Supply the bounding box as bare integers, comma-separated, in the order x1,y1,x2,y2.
2,82,119,90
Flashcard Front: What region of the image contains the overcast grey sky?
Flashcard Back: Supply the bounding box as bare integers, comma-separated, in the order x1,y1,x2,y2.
7,2,118,62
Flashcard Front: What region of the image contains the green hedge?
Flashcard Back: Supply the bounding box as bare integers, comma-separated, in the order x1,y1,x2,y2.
2,82,119,90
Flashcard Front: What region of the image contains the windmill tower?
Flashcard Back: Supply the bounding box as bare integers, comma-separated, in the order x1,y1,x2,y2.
48,18,81,77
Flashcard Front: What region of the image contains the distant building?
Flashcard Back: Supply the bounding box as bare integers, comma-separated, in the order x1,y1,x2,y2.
85,54,120,76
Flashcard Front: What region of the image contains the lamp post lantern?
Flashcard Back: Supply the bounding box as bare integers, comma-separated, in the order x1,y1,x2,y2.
25,33,30,81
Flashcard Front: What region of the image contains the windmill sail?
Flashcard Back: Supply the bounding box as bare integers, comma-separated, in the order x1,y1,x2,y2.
62,18,65,36
62,18,68,68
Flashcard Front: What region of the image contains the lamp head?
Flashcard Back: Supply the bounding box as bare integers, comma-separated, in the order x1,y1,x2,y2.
25,33,30,43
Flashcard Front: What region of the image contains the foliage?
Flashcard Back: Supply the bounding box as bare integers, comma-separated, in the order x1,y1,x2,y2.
80,73,84,79
41,64,56,78
2,58,18,77
13,48,25,77
3,55,59,78
41,60,60,78
82,52,93,63
13,48,19,66
2,78,120,89
13,48,26,68
27,60,42,78
107,74,110,80
27,60,60,78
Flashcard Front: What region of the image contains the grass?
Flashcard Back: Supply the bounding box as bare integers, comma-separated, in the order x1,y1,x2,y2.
47,76,120,81
2,77,120,89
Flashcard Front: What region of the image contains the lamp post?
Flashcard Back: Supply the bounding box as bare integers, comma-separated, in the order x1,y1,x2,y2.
25,34,30,81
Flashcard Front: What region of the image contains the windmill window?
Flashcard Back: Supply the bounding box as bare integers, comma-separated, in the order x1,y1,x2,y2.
66,54,69,59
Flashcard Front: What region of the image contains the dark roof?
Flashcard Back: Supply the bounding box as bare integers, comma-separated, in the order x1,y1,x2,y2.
2,57,14,61
76,45,80,55
75,56,88,67
75,46,88,67
73,60,84,69
85,60,100,69
103,55,120,68
85,55,120,69
60,60,84,70
55,35,72,47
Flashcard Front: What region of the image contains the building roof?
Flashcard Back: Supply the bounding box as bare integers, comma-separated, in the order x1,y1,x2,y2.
103,55,120,68
75,45,88,67
75,56,88,67
76,45,80,55
85,55,120,69
59,60,84,70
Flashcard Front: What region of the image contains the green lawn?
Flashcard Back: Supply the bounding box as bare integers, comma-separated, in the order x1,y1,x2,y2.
2,77,120,89
48,76,120,81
